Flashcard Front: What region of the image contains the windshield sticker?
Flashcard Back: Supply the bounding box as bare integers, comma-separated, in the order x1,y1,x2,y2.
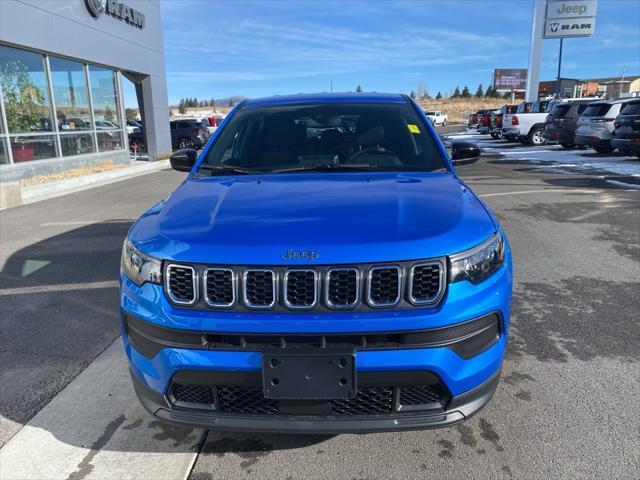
408,124,420,134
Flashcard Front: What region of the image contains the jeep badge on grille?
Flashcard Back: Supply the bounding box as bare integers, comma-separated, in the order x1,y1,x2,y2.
281,249,319,261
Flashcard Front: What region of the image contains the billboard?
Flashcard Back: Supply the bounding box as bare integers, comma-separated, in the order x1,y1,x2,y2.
544,0,597,38
493,69,528,91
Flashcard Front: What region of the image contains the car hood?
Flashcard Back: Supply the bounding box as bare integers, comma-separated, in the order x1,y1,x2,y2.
130,172,496,264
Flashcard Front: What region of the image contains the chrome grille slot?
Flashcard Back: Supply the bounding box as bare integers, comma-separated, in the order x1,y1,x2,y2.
326,268,359,308
243,270,276,308
408,262,444,305
367,266,401,307
284,269,318,309
165,264,197,305
204,268,235,307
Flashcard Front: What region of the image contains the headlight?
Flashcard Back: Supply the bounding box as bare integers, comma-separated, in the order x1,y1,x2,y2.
121,238,162,286
450,232,505,284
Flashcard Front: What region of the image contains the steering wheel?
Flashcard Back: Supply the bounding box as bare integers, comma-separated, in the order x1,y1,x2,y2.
346,146,402,165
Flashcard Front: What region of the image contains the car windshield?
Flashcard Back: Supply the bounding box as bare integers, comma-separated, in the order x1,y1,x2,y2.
425,111,436,115
198,102,447,173
582,104,611,117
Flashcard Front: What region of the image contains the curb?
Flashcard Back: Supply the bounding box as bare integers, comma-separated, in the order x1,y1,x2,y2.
1,160,171,209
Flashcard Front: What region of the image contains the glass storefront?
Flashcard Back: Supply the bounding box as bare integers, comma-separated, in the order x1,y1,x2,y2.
0,44,126,164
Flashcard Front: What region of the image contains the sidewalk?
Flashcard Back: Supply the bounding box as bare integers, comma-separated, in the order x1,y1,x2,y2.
0,160,172,210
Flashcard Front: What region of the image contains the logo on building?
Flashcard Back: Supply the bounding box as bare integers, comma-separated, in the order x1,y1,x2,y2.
549,22,560,32
85,0,106,18
85,0,145,29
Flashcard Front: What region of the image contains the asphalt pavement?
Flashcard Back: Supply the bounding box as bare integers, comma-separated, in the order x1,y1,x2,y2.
1,137,639,479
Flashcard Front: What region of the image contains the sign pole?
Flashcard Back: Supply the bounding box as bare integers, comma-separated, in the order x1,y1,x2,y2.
525,0,546,102
555,38,563,98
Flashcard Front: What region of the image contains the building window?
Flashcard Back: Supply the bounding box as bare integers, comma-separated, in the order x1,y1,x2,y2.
0,44,127,165
49,56,96,157
88,65,124,153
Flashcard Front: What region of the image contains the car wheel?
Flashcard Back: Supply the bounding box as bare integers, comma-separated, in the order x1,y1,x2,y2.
560,143,575,149
528,128,546,146
130,140,143,151
490,133,497,139
179,138,193,149
594,145,614,154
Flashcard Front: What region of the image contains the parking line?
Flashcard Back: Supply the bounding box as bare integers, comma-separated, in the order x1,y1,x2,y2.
0,339,205,480
0,280,119,296
480,188,600,198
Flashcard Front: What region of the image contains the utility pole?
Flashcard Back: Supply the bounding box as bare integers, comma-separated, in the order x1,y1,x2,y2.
330,80,333,93
619,65,627,98
555,38,563,98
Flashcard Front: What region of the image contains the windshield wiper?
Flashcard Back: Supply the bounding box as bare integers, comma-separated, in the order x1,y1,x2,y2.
197,164,261,175
270,163,377,174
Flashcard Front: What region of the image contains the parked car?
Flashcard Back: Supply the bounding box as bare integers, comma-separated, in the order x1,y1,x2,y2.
170,119,210,149
127,120,142,135
575,98,634,153
477,109,501,134
121,92,512,433
542,99,594,148
502,100,552,145
490,105,518,139
468,111,478,128
425,110,447,126
611,99,640,157
128,128,145,152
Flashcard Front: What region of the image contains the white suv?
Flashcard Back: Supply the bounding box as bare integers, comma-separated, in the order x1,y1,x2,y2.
575,99,633,153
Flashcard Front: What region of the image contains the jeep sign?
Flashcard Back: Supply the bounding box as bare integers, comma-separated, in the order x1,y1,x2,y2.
544,0,597,38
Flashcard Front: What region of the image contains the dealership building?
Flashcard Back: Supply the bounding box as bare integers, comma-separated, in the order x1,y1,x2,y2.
0,0,171,181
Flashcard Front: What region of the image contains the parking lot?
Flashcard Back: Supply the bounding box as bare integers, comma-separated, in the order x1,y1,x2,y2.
1,134,639,479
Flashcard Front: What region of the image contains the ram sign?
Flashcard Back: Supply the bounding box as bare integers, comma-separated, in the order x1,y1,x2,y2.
544,0,597,38
493,69,528,91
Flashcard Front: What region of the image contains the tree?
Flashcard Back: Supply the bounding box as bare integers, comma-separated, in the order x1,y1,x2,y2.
485,85,493,97
104,105,114,121
355,84,363,93
452,86,461,98
169,109,173,117
178,99,186,114
0,60,47,132
475,84,484,98
210,98,216,111
462,86,471,98
416,82,428,100
435,91,443,99
227,98,234,107
502,91,511,99
125,108,138,120
491,87,501,98
410,90,416,100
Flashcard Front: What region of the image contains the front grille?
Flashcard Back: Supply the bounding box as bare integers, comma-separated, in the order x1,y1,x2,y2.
172,383,214,405
331,387,393,415
409,262,443,304
217,385,279,414
326,268,359,308
163,258,447,312
368,266,401,306
166,264,196,305
400,385,444,406
284,270,317,308
243,270,276,308
204,268,235,307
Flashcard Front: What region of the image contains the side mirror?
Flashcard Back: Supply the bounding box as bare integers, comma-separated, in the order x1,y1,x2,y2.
451,141,481,165
170,149,198,172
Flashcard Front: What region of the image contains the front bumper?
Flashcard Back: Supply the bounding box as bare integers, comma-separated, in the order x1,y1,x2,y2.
131,365,501,433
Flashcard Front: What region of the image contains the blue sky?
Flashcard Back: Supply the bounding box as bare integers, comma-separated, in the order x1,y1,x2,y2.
125,0,640,106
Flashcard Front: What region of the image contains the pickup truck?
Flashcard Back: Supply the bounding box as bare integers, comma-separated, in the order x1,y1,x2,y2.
490,105,518,139
425,110,448,126
477,109,501,134
502,100,552,145
121,92,512,433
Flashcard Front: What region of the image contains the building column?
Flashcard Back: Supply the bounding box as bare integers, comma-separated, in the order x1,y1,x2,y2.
135,74,172,161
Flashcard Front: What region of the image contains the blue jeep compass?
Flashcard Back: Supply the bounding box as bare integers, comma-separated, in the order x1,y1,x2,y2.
120,93,512,432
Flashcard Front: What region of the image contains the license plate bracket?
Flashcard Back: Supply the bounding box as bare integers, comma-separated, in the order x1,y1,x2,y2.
262,351,356,400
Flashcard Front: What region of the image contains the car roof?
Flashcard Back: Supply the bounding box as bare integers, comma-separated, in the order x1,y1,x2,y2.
243,92,407,108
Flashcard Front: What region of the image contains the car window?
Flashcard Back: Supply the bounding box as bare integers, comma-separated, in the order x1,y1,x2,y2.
200,102,447,173
549,105,570,118
620,102,640,115
576,104,590,115
581,104,611,117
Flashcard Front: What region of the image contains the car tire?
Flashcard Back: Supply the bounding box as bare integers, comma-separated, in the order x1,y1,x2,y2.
594,145,614,154
528,128,546,146
560,143,575,149
179,138,193,149
490,133,498,139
